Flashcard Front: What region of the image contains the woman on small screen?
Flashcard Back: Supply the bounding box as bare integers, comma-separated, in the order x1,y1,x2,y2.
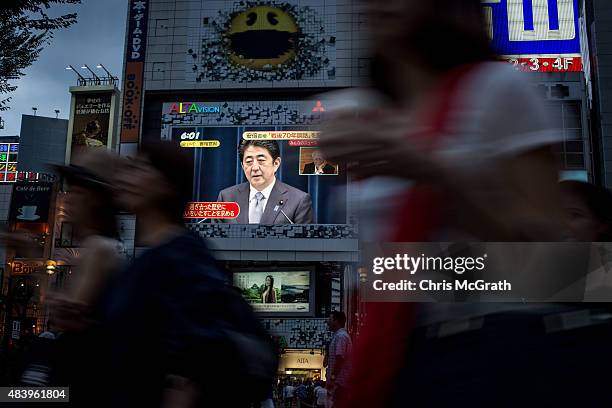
262,275,277,304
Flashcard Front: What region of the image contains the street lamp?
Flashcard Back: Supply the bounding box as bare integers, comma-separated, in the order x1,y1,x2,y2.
81,64,101,84
46,260,57,275
54,109,60,119
96,63,114,78
31,107,37,116
66,65,87,84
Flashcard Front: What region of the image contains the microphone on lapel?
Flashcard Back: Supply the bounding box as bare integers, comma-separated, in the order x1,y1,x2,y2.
275,200,294,224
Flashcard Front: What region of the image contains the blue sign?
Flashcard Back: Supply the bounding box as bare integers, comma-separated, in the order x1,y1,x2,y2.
482,0,580,56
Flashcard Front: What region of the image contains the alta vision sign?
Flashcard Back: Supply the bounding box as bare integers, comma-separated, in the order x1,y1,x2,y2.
168,103,221,114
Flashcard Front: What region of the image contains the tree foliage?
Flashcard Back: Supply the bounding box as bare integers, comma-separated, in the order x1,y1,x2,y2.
0,0,81,111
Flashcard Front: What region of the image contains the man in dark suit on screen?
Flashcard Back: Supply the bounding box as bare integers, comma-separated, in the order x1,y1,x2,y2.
302,149,337,175
218,140,314,224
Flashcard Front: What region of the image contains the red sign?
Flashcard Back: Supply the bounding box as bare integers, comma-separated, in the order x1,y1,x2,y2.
184,202,240,219
506,57,582,73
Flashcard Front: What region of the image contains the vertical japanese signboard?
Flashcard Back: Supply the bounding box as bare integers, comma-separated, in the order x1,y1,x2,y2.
121,0,149,143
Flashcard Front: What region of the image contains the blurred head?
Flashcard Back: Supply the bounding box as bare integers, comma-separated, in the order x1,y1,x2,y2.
60,150,119,239
560,181,612,241
328,311,347,331
114,141,193,224
265,275,274,288
239,140,281,191
367,0,491,73
311,150,325,167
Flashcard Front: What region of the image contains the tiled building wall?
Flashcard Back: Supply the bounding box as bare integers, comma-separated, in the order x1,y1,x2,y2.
144,0,368,90
262,318,332,348
0,185,12,222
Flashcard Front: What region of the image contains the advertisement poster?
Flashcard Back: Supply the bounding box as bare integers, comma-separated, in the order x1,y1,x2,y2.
70,93,112,161
234,270,312,314
9,182,53,223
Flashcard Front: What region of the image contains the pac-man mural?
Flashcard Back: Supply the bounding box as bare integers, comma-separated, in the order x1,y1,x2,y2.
187,1,336,83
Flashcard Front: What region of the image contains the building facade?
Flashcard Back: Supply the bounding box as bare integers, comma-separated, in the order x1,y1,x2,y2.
116,0,595,384
582,0,612,187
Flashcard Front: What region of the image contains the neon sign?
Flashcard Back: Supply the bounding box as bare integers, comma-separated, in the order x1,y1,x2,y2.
0,142,18,183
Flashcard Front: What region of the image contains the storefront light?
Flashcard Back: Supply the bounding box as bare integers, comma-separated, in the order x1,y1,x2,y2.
46,260,57,275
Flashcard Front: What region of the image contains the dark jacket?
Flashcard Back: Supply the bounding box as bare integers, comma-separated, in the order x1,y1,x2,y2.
218,180,314,224
67,231,274,407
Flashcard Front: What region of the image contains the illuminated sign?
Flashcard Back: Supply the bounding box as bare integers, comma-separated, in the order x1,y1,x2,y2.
0,143,18,183
168,103,221,114
120,0,149,143
9,183,53,223
243,131,320,140
184,202,240,219
482,0,582,72
11,260,44,275
69,93,113,163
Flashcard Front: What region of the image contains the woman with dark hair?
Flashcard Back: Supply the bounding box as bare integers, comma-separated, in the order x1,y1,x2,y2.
43,150,124,403
262,275,277,304
318,0,611,407
52,149,123,322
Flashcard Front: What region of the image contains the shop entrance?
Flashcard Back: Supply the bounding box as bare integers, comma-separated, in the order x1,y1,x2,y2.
278,368,322,384
277,349,326,382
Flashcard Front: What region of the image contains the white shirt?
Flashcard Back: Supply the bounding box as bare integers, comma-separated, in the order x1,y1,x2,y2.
248,177,276,223
283,385,295,398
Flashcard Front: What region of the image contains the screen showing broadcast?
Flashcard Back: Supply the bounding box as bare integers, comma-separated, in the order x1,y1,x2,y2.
161,100,348,225
233,269,314,316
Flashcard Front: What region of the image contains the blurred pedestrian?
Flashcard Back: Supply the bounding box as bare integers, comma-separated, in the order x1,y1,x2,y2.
51,141,277,407
325,312,352,408
318,0,586,407
19,331,57,387
52,150,124,324
45,150,124,403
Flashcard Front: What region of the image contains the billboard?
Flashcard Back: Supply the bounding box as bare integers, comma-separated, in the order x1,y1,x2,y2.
185,0,337,85
0,142,18,183
69,93,112,161
482,0,582,72
233,270,314,315
120,0,149,143
160,100,348,224
9,182,53,223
